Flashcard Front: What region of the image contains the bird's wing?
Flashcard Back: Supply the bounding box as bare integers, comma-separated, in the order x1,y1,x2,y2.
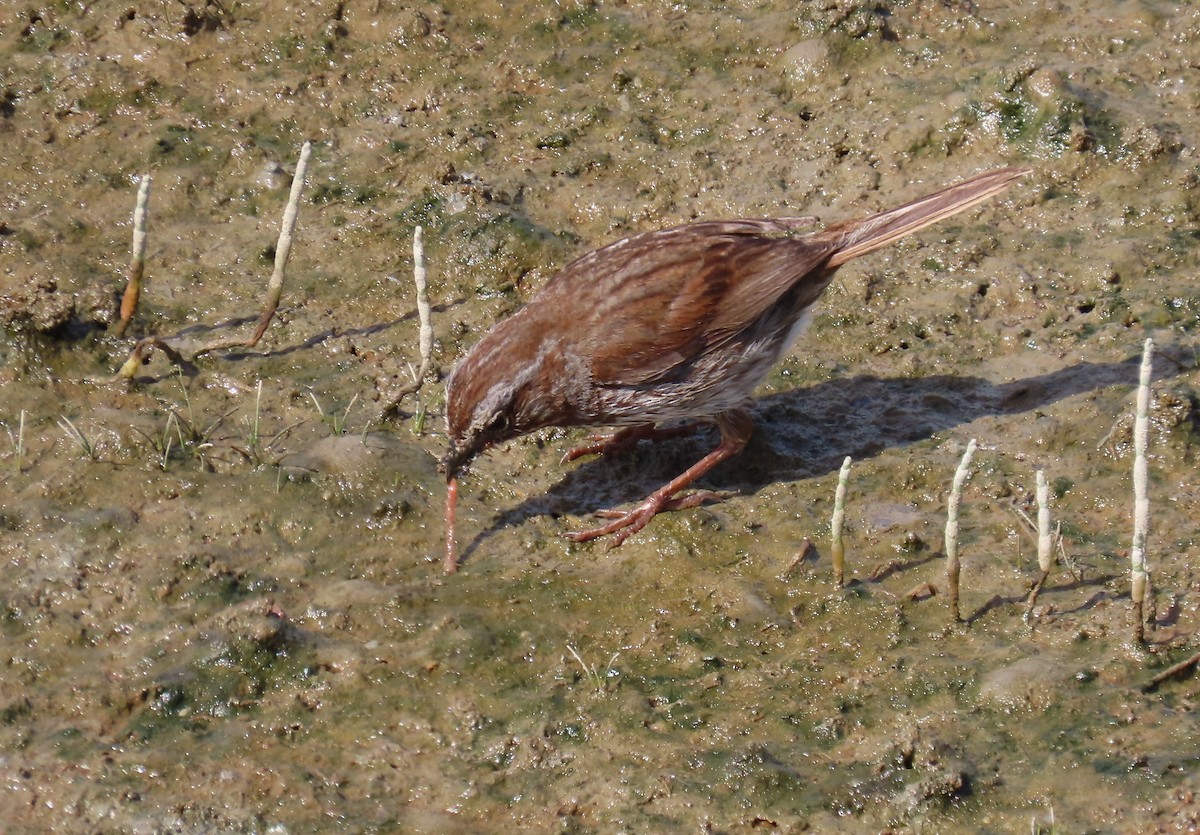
538,219,835,387
574,168,1032,387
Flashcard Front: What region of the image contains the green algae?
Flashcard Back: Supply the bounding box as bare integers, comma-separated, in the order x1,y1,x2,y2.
1,0,1200,831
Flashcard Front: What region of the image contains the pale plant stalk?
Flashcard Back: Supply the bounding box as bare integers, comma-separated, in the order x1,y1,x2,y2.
6,409,28,473
310,391,359,435
16,409,26,473
309,391,327,423
116,174,151,338
119,142,314,374
566,644,620,693
1036,469,1052,573
336,393,358,434
188,141,313,359
945,438,977,623
1131,337,1153,644
1024,468,1056,622
161,411,176,470
413,225,433,379
831,456,851,586
378,224,436,418
248,140,312,346
57,416,97,461
251,379,264,449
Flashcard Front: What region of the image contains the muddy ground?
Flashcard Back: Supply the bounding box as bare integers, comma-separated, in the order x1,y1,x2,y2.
1,0,1199,831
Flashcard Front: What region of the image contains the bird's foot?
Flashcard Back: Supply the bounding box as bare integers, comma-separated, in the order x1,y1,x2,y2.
564,490,723,547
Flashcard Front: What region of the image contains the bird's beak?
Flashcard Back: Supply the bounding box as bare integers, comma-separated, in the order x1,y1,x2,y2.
441,438,479,574
444,469,461,574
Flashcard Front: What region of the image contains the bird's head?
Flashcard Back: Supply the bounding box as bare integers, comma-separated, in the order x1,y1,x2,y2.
440,370,524,483
440,331,550,572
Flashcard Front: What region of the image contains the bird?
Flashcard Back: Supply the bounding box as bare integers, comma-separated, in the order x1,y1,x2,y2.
440,166,1030,572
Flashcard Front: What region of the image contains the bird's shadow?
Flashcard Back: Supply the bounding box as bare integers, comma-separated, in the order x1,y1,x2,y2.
457,347,1190,566
125,299,466,384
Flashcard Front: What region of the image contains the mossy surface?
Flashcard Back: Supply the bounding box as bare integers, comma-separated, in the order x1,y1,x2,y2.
1,0,1200,831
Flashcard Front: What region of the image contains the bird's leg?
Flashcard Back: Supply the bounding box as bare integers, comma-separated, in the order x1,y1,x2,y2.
560,422,701,464
565,409,754,546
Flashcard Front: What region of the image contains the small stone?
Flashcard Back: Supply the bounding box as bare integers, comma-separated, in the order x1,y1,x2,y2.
782,39,829,85
1027,66,1065,100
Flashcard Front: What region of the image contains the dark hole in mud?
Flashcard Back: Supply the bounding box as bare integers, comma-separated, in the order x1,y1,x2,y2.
181,2,226,37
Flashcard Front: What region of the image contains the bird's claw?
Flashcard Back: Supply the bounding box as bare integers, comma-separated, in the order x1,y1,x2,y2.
560,433,621,464
564,502,658,547
564,490,725,546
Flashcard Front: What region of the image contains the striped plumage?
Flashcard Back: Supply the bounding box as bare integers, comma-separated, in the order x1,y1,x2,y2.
441,167,1030,571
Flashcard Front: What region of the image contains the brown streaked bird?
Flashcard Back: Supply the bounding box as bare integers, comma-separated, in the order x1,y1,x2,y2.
441,167,1030,572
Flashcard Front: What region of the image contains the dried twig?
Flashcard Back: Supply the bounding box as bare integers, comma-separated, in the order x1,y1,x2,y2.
115,174,151,338
1142,650,1200,693
781,537,816,580
116,335,187,379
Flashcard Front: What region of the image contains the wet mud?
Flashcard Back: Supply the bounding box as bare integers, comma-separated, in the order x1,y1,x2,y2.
1,0,1199,831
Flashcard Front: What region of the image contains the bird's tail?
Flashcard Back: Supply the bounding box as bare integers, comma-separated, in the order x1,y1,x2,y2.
825,167,1030,268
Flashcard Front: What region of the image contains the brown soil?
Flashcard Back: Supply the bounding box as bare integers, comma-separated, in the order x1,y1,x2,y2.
1,1,1199,831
